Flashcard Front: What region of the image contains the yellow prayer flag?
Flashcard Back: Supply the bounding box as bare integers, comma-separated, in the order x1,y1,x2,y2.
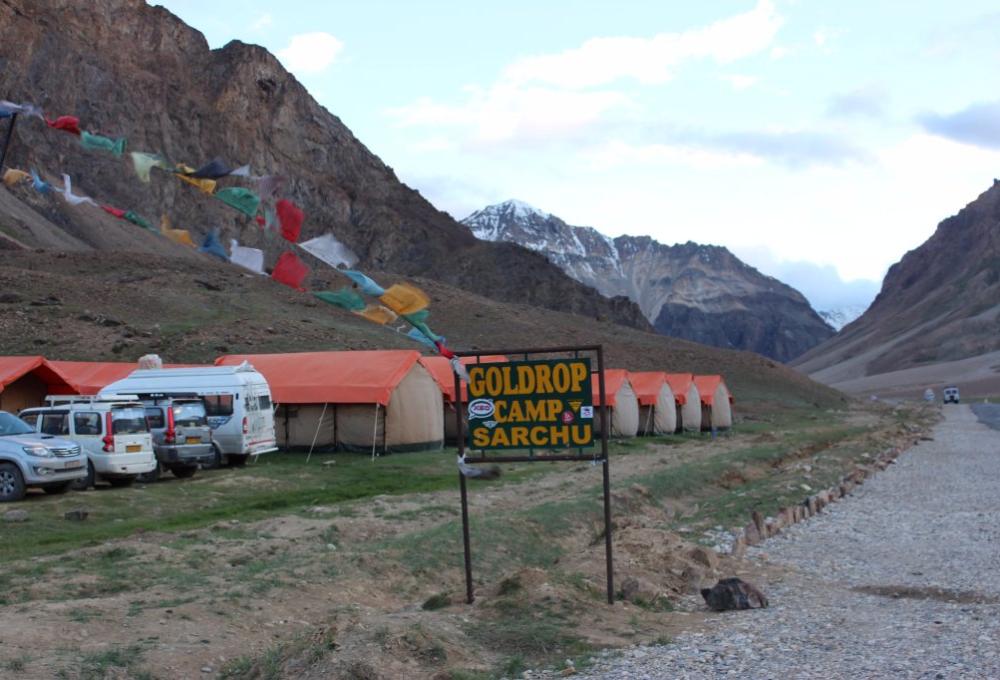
160,215,196,248
174,164,216,195
353,304,398,325
2,168,31,187
379,283,430,316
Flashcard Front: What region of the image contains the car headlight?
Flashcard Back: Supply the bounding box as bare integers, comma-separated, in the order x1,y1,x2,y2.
23,445,52,458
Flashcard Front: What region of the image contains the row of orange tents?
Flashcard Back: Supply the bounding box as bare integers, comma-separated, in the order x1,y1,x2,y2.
1,353,733,452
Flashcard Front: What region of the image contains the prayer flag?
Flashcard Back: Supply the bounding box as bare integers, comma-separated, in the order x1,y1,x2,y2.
298,233,358,268
199,229,230,261
188,158,238,179
354,304,397,325
379,283,430,316
2,168,30,187
101,205,127,219
80,130,126,156
30,168,52,194
0,100,44,120
124,211,154,231
276,199,303,243
59,174,97,207
174,164,216,194
313,288,366,312
272,251,310,291
405,327,437,348
160,215,196,247
343,270,385,296
229,239,266,275
130,152,170,183
216,187,261,218
46,116,81,136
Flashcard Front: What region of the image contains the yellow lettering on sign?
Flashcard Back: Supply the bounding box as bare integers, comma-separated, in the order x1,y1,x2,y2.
490,428,510,448
507,400,524,422
494,400,507,423
472,428,490,447
571,424,592,445
516,365,536,394
535,364,554,393
510,427,529,447
571,362,588,392
550,426,570,447
529,426,548,447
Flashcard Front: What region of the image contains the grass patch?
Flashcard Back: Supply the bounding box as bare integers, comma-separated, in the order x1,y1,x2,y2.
422,592,452,611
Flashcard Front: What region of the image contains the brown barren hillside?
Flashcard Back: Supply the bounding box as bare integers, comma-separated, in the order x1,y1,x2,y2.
795,180,1000,395
0,0,646,330
0,250,843,410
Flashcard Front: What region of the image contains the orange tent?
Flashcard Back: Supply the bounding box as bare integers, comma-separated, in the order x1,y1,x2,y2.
216,351,443,453
0,356,74,412
628,371,677,435
693,375,733,430
48,360,206,395
591,369,638,437
665,373,701,432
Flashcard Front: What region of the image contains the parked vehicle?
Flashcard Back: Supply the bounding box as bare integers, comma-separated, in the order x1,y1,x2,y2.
943,386,960,404
102,364,278,467
133,396,215,481
923,388,935,402
0,410,87,502
20,396,156,489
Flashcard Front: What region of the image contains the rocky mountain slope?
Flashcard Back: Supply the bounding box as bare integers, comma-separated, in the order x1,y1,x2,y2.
463,200,834,362
0,0,646,331
794,180,1000,389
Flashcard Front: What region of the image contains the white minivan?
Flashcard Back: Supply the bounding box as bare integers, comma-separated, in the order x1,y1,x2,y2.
20,397,157,489
102,363,278,466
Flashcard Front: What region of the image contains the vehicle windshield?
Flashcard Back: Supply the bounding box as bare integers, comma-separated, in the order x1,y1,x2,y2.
172,401,207,427
0,412,36,436
112,406,149,434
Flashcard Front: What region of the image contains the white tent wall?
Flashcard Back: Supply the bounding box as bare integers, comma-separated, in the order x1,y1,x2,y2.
277,404,335,448
680,385,702,432
711,384,733,430
595,381,639,437
385,364,444,451
642,384,676,435
336,404,386,452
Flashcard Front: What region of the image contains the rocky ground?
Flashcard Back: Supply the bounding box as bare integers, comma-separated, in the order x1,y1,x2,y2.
544,405,1000,679
971,402,1000,431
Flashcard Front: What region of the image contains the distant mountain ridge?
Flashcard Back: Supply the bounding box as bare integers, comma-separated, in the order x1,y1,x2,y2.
794,180,1000,388
462,200,835,362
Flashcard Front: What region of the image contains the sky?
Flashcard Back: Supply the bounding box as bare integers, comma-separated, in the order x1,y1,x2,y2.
155,1,1000,313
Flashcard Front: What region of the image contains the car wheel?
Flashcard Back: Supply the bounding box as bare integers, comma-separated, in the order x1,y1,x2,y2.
41,481,73,495
228,454,248,468
169,465,198,479
203,445,223,470
71,461,96,491
107,477,135,488
136,462,161,484
0,462,26,503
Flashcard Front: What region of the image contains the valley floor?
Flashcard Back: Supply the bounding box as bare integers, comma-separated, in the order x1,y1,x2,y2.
561,405,1000,679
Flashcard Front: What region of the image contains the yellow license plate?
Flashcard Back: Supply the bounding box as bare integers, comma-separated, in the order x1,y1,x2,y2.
126,444,141,453
186,437,201,444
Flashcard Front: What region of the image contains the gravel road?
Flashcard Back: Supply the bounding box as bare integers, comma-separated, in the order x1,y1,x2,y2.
561,405,1000,679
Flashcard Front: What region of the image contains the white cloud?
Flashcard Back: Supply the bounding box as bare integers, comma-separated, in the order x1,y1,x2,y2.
502,0,781,89
277,32,344,75
251,12,272,31
579,140,761,171
722,74,759,90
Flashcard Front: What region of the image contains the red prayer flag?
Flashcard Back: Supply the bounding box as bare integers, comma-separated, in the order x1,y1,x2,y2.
271,251,310,291
276,199,304,243
46,115,82,136
100,204,127,219
255,215,265,227
435,341,455,359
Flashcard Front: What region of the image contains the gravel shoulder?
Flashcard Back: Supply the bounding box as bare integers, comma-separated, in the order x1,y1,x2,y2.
563,405,1000,679
971,402,1000,431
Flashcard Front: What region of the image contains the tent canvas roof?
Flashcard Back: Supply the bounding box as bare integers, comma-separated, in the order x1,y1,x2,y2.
47,361,206,395
664,373,696,405
215,351,424,406
628,371,673,406
592,369,630,407
693,375,733,405
418,355,508,402
0,356,73,395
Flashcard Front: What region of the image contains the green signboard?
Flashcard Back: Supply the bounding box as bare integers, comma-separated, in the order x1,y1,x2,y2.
466,358,594,450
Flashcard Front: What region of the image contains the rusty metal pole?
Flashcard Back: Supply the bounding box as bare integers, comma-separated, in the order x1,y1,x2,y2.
0,113,18,173
597,345,614,604
455,369,475,604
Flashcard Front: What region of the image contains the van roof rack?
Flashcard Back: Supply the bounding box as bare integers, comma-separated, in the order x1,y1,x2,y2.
45,394,141,405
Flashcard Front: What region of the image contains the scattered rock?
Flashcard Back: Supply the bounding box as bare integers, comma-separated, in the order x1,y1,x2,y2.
4,509,29,523
688,546,719,571
743,521,761,546
619,577,641,601
64,509,89,521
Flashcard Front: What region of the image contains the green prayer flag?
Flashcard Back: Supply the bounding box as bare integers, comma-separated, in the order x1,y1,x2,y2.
403,312,440,342
403,310,430,324
124,211,154,231
80,130,126,156
313,288,366,312
215,187,261,218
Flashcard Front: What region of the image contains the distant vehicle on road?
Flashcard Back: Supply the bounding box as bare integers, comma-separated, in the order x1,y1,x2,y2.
943,386,960,404
923,388,935,402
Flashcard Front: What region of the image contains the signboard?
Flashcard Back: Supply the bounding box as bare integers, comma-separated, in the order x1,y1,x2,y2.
466,358,593,450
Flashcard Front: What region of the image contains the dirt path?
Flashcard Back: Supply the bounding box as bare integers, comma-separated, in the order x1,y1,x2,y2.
568,405,1000,678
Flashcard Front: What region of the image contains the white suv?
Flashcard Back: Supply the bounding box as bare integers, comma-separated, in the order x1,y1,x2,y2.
20,397,156,489
0,410,87,502
943,386,960,404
